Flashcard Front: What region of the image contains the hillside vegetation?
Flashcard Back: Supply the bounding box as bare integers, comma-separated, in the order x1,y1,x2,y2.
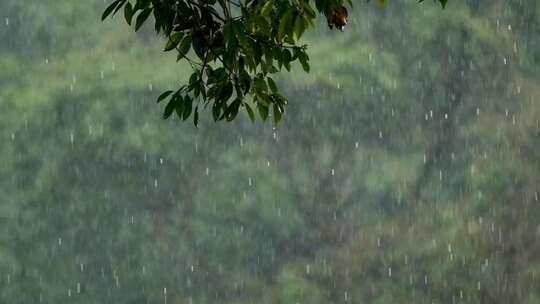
1,1,539,303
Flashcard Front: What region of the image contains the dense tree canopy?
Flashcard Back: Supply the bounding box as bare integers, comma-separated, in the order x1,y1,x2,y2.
103,0,448,125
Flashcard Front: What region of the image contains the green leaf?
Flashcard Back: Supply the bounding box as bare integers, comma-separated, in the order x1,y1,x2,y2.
157,90,174,103
135,8,152,31
177,35,192,59
267,77,278,93
182,96,193,120
254,16,271,36
315,0,326,12
164,32,184,52
102,0,122,21
245,103,255,122
261,0,274,16
254,76,268,94
175,98,184,117
294,15,307,39
282,49,292,71
163,97,176,119
257,102,269,121
278,9,294,42
223,98,241,121
212,102,221,121
218,82,234,103
297,51,310,72
273,103,282,124
124,2,134,25
193,107,199,126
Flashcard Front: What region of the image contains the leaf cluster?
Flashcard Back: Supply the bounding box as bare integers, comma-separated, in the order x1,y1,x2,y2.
103,0,446,125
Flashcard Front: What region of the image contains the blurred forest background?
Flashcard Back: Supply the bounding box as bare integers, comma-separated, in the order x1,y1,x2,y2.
1,0,540,303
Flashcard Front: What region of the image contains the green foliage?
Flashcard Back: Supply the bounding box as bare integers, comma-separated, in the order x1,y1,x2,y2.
5,0,540,304
102,0,444,125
